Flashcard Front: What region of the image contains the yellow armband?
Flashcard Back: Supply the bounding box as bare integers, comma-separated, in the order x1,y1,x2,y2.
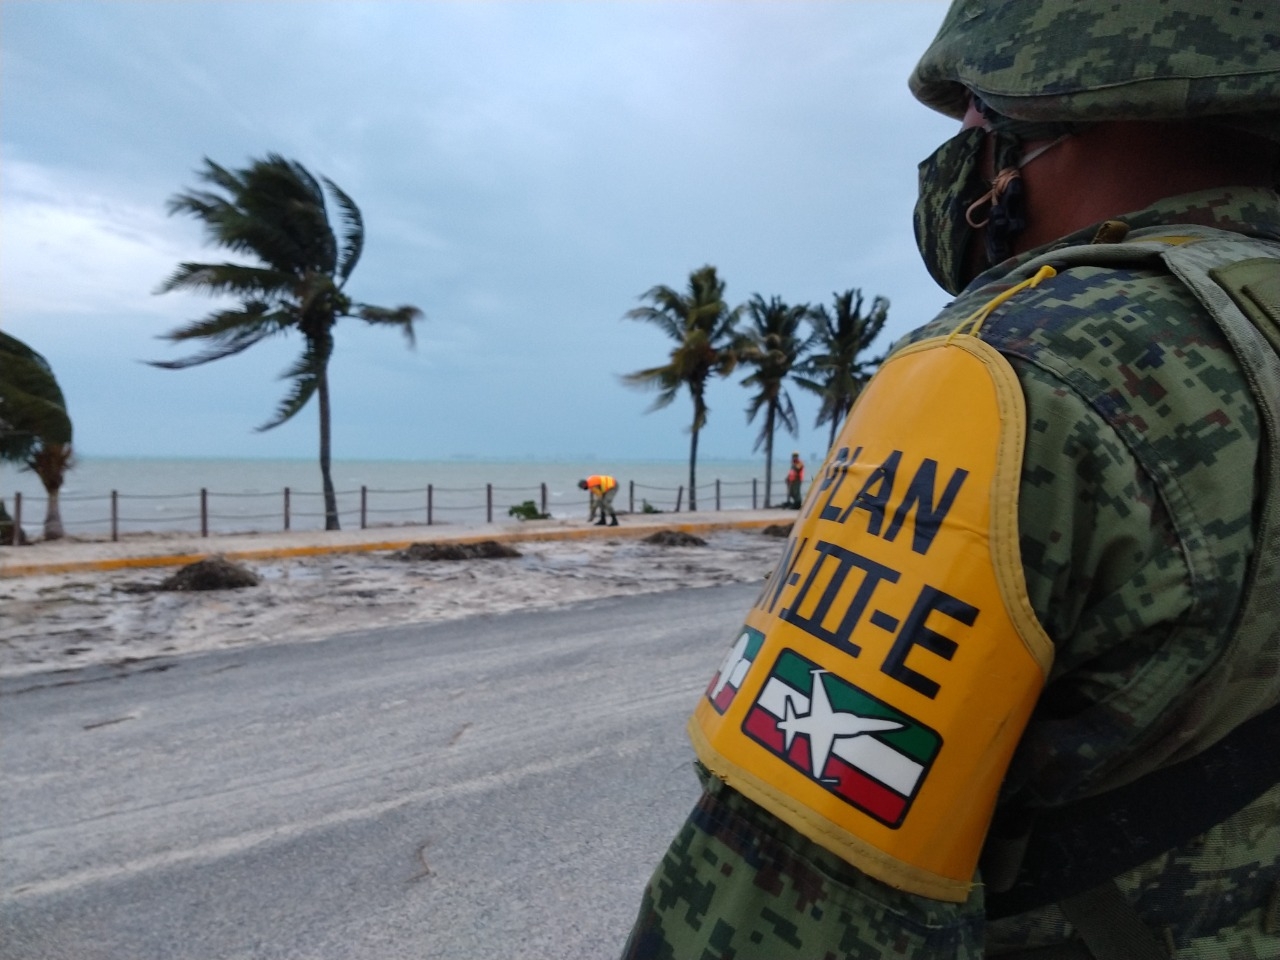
690,335,1054,901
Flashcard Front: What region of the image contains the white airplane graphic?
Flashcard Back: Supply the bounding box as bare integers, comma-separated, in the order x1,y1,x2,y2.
710,631,753,700
779,669,904,782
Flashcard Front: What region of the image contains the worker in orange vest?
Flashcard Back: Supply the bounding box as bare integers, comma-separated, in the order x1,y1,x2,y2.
784,452,805,509
578,475,619,526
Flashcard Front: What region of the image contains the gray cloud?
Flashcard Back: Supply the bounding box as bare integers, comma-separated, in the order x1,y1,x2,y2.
1,1,955,464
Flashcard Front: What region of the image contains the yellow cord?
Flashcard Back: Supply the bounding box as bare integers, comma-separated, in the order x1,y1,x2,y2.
948,265,1058,342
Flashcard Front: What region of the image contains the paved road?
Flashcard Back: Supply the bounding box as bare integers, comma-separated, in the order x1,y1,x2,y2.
0,582,759,959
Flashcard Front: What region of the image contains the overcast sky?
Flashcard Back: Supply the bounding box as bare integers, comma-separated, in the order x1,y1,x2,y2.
1,0,957,466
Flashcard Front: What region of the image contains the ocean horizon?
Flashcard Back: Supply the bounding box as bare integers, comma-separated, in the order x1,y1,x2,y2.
1,455,801,539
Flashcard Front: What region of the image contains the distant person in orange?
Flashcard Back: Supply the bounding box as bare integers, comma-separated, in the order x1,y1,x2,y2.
783,452,804,509
578,475,619,526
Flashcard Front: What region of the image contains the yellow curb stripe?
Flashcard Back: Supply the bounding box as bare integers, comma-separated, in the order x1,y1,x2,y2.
0,517,790,578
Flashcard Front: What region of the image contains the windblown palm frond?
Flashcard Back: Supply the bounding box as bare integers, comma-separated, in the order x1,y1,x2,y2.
353,303,421,346
621,364,684,413
149,305,289,369
157,262,296,300
0,332,72,459
260,338,325,432
324,177,365,284
795,289,890,448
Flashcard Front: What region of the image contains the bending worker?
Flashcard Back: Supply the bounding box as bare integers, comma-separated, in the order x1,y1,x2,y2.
579,474,619,527
622,2,1279,958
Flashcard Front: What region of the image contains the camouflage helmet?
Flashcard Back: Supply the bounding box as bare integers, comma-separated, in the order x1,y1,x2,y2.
909,0,1280,143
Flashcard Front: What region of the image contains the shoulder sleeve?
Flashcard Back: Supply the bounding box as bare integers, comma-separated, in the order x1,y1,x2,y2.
1002,344,1254,803
620,765,985,960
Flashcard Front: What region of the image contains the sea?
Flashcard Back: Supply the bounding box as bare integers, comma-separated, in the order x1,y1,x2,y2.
0,457,791,540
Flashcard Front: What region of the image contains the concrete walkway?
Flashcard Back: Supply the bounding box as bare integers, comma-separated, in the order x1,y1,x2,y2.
0,509,799,577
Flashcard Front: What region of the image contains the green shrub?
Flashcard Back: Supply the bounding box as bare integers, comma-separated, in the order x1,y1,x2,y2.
508,500,550,521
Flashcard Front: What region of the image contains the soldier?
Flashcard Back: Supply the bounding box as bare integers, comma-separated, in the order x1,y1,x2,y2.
620,2,1279,958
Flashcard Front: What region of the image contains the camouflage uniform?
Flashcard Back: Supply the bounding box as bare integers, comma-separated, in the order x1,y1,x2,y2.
620,187,1280,959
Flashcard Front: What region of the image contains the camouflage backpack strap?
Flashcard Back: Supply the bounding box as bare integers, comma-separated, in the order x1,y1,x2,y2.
1155,234,1280,755
986,699,1280,918
996,229,1280,759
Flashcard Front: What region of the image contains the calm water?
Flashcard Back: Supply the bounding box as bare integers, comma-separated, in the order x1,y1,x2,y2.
1,457,790,539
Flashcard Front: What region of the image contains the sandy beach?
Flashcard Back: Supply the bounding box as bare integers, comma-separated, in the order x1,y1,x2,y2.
0,515,791,680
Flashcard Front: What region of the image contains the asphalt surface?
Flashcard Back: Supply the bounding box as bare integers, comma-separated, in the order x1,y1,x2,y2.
0,582,761,960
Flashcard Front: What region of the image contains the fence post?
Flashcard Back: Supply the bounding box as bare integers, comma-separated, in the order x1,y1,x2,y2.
12,492,21,545
675,486,684,512
111,490,119,542
752,478,758,510
630,480,635,514
200,488,208,537
486,483,493,523
716,479,721,511
360,486,368,530
541,482,547,517
284,487,291,531
428,484,433,525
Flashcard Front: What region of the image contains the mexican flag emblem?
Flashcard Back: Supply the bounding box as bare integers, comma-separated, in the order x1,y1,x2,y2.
743,648,941,828
705,626,765,714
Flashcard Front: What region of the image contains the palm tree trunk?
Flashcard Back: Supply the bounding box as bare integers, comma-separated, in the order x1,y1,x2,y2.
688,424,699,512
30,443,72,541
318,364,340,530
763,404,776,508
43,489,65,541
687,385,709,512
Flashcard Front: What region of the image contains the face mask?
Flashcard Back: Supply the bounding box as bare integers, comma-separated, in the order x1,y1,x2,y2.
913,126,988,296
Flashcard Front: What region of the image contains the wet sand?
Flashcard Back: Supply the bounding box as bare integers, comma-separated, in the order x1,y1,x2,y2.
0,525,784,679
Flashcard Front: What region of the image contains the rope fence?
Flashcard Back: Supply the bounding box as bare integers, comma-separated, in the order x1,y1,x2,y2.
4,474,792,543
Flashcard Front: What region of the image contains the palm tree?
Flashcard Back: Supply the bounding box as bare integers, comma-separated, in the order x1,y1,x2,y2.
737,295,810,507
794,289,890,449
153,154,423,530
0,332,74,541
622,265,742,511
